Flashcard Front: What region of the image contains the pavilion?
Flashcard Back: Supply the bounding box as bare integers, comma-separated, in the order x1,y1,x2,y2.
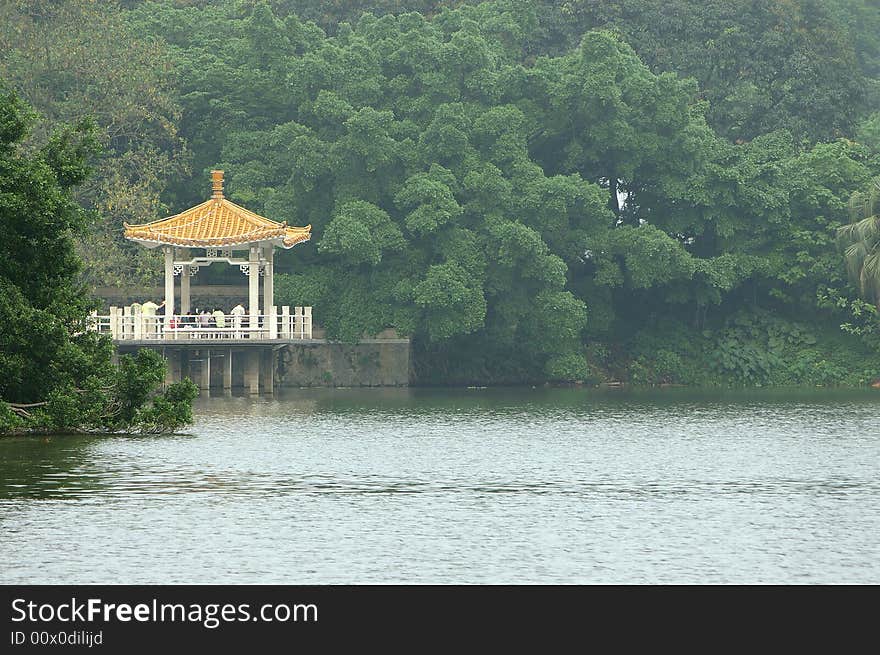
93,173,407,392
123,170,311,328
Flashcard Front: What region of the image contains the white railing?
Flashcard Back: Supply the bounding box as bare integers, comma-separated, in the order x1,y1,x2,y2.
88,306,313,341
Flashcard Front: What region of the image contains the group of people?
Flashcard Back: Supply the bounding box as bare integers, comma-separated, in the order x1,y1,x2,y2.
167,304,247,329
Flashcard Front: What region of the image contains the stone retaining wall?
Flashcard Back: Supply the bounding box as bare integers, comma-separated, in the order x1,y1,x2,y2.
277,339,410,387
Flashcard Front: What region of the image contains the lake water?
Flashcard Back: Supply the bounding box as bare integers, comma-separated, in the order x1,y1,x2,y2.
1,388,878,584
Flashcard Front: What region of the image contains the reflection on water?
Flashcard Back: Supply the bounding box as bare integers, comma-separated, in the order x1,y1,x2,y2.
1,388,879,583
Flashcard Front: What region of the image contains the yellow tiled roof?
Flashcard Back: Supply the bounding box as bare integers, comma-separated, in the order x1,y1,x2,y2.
124,171,311,249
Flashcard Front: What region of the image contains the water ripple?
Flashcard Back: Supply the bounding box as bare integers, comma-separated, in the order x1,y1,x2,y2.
1,388,879,583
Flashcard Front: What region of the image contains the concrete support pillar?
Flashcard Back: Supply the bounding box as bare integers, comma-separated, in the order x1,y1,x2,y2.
164,349,181,387
261,348,274,394
249,245,260,333
198,350,211,391
164,246,175,319
181,248,191,315
123,305,132,340
182,350,191,383
245,349,260,395
224,349,233,390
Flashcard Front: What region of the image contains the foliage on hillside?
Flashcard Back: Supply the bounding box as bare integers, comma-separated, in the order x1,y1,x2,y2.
0,0,189,287
3,0,880,387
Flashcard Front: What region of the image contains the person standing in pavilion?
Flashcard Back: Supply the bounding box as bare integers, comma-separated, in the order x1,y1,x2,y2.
212,307,226,330
231,303,246,338
141,299,165,337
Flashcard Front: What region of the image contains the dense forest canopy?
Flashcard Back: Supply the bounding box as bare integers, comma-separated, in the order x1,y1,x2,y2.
2,0,880,386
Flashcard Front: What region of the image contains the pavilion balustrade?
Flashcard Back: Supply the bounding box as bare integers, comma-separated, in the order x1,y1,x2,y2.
88,306,313,341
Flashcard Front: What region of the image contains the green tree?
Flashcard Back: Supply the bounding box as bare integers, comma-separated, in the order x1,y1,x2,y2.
552,0,867,144
0,0,189,288
530,30,713,221
149,2,595,379
0,89,196,434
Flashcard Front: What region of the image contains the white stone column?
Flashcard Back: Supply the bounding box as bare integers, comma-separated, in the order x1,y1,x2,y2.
164,246,175,319
268,306,278,339
248,244,260,331
133,306,143,340
281,306,291,338
180,248,191,315
263,246,274,321
294,306,303,339
109,307,120,340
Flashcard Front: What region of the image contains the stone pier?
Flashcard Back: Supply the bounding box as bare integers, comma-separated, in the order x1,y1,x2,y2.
244,349,260,394
198,349,211,390
118,342,276,394
224,349,233,390
116,335,411,393
164,349,182,388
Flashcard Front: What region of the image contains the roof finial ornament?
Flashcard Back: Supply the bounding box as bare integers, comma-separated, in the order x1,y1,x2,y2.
211,170,224,200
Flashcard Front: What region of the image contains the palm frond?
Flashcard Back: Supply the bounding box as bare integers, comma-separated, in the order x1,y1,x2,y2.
844,241,868,284
837,214,880,249
860,248,880,302
840,183,880,301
